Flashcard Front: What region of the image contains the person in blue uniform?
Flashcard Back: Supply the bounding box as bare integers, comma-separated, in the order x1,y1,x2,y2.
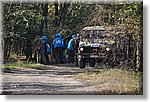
41,35,51,64
67,34,76,64
52,33,63,64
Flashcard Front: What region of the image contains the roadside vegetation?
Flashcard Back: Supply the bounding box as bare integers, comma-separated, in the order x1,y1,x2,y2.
3,62,43,69
76,68,142,95
2,54,43,69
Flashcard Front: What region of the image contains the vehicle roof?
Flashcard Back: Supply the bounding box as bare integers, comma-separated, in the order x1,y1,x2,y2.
82,26,105,31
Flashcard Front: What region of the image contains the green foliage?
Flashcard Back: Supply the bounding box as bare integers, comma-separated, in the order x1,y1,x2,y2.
3,62,43,69
3,3,42,39
3,2,142,38
63,4,93,31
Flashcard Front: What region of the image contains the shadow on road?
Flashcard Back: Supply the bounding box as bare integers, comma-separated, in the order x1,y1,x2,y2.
1,64,101,95
2,65,83,76
2,81,91,95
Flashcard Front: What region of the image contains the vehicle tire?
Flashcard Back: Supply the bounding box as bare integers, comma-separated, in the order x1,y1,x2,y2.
78,58,85,69
89,59,96,67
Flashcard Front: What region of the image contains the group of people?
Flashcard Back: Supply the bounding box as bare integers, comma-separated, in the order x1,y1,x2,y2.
35,32,79,66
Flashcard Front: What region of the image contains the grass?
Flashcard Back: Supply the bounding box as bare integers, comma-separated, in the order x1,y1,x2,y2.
1,54,44,69
76,68,143,95
2,61,44,69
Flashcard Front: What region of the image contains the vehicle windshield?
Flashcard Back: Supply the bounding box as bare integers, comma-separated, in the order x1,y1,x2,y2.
81,30,105,40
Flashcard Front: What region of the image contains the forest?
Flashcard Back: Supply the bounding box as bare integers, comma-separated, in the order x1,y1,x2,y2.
3,1,143,71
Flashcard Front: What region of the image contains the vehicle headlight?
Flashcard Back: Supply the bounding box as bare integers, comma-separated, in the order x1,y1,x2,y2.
80,47,84,51
106,47,110,51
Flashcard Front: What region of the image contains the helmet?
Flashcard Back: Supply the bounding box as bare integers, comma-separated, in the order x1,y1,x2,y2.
56,33,61,37
41,36,47,40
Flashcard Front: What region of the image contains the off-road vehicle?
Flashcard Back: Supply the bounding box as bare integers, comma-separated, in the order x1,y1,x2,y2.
78,26,115,68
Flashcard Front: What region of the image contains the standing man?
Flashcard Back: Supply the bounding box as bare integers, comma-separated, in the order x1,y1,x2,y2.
52,33,63,64
67,34,76,64
74,33,80,66
41,35,50,64
60,35,67,64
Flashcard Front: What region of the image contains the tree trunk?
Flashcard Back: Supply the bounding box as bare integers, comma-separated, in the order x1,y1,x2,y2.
58,3,70,29
24,39,32,61
136,41,140,71
53,2,59,28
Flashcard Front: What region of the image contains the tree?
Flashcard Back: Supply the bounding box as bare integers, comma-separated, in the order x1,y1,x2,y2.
3,2,143,72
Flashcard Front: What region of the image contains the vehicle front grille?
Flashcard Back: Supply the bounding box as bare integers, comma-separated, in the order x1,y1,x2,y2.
83,47,105,54
83,47,93,53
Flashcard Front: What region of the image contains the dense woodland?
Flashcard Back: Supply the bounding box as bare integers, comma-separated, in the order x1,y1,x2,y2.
3,1,143,71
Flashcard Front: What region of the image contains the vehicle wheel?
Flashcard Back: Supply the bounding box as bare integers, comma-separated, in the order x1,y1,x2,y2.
89,59,96,67
78,58,85,69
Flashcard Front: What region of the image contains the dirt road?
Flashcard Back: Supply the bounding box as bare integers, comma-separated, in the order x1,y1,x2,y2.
0,64,99,95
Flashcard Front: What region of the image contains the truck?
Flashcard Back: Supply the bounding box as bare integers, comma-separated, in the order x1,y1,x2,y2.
78,26,115,68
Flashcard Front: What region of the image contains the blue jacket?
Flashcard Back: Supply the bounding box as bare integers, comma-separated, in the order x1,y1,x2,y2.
67,39,73,50
53,37,63,48
46,43,51,53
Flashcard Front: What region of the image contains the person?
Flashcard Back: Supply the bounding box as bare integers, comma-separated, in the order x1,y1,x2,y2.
66,33,73,47
60,35,67,64
33,34,42,63
41,35,50,64
67,34,76,64
74,33,80,66
52,33,63,64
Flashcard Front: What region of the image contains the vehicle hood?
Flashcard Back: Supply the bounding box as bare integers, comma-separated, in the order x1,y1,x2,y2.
79,39,115,47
